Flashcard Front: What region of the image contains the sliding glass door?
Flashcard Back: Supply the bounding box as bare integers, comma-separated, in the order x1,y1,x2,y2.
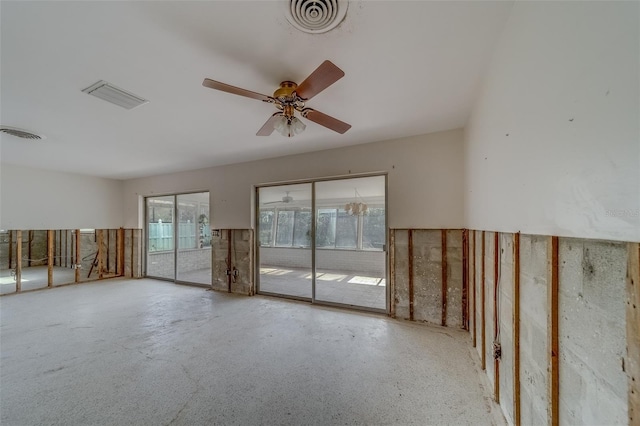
257,183,312,298
256,175,387,312
315,176,386,310
146,192,211,285
146,195,175,280
176,193,211,285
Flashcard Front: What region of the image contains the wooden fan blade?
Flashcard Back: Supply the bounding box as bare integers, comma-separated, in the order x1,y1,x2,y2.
256,113,282,136
303,109,351,134
295,60,345,101
202,78,273,103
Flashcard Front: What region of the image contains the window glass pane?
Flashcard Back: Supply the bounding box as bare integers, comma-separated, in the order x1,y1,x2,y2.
275,210,295,247
316,209,337,248
147,198,174,252
363,207,386,250
198,205,210,248
178,201,197,249
293,210,311,247
335,210,357,249
259,210,274,246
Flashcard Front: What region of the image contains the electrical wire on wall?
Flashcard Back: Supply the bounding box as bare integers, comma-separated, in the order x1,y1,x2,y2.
493,234,502,360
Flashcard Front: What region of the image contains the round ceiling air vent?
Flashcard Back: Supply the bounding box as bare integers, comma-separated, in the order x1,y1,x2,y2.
0,126,45,140
285,0,348,34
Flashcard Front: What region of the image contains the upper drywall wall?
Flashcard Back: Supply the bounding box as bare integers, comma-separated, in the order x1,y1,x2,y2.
122,129,465,230
464,1,640,242
0,163,123,229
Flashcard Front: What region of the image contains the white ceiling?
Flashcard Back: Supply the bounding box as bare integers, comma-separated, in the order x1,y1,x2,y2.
0,1,513,180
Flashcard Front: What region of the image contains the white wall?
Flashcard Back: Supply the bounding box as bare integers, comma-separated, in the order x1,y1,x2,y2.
123,129,465,230
0,163,123,229
464,1,640,242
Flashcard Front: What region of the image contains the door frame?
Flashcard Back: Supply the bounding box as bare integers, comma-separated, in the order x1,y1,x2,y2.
144,190,211,287
255,172,389,314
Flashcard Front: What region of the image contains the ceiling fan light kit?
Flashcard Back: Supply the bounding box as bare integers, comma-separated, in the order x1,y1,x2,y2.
202,60,351,138
274,116,306,138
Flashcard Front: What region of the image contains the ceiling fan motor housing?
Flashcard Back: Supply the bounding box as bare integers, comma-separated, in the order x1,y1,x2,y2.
273,81,298,100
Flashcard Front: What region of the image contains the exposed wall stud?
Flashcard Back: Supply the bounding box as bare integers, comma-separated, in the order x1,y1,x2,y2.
16,230,22,292
75,230,80,283
97,230,104,279
481,231,486,370
117,228,125,276
129,229,134,278
8,230,13,269
47,230,54,287
462,229,469,330
389,229,396,318
441,230,448,326
513,232,521,426
28,230,33,267
627,242,640,424
408,229,415,321
494,232,500,402
473,230,477,347
548,236,559,426
227,229,233,293
106,230,111,273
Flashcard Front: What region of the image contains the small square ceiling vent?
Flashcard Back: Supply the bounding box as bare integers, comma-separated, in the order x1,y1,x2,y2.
82,80,148,110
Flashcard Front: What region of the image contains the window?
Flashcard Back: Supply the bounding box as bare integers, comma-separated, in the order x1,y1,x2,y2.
293,210,311,247
362,207,385,250
260,205,385,251
335,210,357,249
259,210,275,247
275,210,295,246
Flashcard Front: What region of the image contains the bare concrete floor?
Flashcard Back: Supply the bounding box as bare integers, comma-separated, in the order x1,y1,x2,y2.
0,278,504,426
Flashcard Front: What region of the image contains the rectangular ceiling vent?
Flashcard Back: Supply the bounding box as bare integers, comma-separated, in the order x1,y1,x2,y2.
82,80,148,110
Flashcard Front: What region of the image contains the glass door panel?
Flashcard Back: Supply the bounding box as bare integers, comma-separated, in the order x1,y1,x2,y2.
315,176,386,310
146,195,175,280
176,192,211,285
0,230,17,294
258,183,312,299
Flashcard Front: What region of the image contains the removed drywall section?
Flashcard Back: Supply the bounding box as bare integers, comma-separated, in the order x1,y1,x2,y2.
391,229,464,328
498,233,515,425
0,228,141,295
446,230,464,327
470,231,630,426
628,243,640,424
123,229,142,279
474,230,484,366
391,229,411,319
485,232,496,392
211,230,254,295
519,234,548,426
558,238,627,425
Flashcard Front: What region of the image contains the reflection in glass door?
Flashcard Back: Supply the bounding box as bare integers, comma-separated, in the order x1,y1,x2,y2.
146,196,175,280
257,183,312,299
315,176,386,310
176,193,211,285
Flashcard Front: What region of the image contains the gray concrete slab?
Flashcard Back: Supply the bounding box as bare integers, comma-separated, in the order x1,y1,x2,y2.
1,278,505,426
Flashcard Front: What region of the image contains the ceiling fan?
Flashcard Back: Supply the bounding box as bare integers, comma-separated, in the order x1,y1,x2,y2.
264,191,295,205
203,60,351,137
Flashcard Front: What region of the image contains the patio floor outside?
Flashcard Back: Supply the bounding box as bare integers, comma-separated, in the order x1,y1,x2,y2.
259,265,386,310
